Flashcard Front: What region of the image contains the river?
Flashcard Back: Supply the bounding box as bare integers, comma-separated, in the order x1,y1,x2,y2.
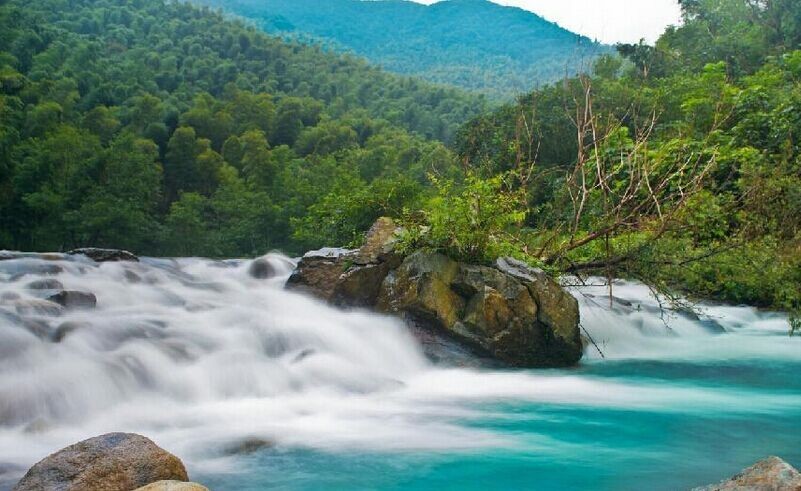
0,254,799,490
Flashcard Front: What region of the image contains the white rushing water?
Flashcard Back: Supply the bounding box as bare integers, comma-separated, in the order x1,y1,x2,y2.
0,253,799,482
570,278,798,361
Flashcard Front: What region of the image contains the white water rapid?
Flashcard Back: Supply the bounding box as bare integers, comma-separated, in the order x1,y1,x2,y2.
0,253,799,487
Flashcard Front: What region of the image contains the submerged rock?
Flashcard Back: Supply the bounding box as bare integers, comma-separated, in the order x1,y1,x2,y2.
693,456,801,490
221,437,274,456
248,256,278,279
51,320,92,342
124,269,143,283
26,278,64,290
47,290,97,309
0,260,63,278
12,299,64,317
13,433,189,491
69,248,139,262
0,251,66,262
287,218,582,367
134,481,209,491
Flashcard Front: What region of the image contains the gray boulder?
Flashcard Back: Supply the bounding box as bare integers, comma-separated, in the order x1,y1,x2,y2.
693,457,801,491
13,433,189,491
286,218,403,308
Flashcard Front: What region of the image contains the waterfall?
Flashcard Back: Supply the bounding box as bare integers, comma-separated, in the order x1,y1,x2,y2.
570,278,796,360
0,253,798,486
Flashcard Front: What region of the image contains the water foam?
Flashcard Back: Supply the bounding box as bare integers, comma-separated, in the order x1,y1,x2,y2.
0,253,798,481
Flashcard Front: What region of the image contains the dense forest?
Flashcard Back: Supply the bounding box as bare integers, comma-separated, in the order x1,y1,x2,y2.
0,0,485,256
197,0,608,99
442,0,801,323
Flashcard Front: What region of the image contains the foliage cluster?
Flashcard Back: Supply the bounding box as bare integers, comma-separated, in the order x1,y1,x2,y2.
397,173,527,264
0,0,483,256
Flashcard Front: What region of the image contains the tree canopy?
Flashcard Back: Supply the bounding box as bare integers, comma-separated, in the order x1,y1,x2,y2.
0,0,481,256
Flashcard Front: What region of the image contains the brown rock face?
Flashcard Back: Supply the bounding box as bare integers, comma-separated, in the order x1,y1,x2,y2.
377,252,581,367
285,248,357,302
377,252,463,327
287,217,403,307
693,457,801,491
286,218,582,367
47,290,97,309
13,433,189,491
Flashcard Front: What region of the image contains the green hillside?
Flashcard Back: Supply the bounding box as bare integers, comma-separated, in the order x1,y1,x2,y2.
0,0,483,256
199,0,610,99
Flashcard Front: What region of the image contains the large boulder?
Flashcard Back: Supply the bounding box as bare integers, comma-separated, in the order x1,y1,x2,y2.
377,252,581,367
693,457,801,491
287,217,403,307
286,218,582,367
68,248,139,262
353,217,400,266
13,433,189,491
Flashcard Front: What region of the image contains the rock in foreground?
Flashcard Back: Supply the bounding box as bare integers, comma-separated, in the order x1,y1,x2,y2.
13,433,189,491
287,218,582,367
693,456,801,491
378,252,581,367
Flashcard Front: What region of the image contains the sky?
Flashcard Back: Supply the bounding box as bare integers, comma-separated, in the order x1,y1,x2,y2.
409,0,683,44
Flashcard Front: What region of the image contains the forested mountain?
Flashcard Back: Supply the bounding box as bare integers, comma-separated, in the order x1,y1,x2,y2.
0,0,485,256
197,0,609,99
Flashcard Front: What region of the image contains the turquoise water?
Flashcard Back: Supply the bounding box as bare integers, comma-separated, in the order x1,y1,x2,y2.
1,256,799,490
198,358,801,490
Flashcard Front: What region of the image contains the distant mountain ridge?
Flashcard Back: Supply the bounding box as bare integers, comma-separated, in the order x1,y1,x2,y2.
201,0,611,99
